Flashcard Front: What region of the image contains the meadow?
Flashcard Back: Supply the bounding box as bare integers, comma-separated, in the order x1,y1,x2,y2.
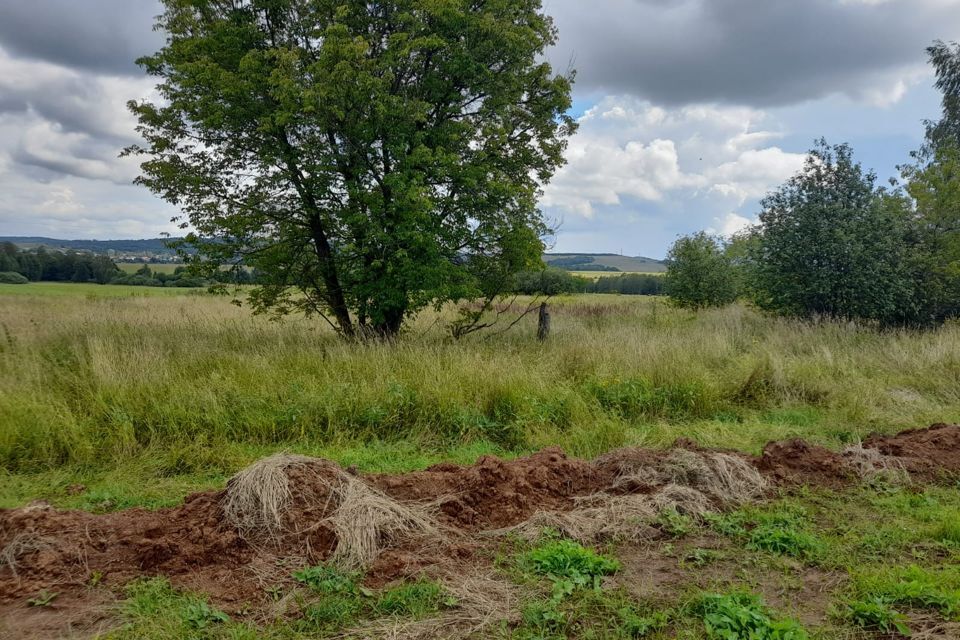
3,284,960,639
2,284,959,509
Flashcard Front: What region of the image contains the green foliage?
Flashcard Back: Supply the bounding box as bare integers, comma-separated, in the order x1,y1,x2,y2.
900,144,960,323
749,140,916,325
292,565,447,632
27,590,58,607
586,273,664,295
512,268,589,295
842,597,911,636
130,0,575,338
695,592,809,640
706,506,821,560
182,601,230,629
0,271,28,284
852,565,960,619
656,508,695,539
664,232,738,309
373,580,449,617
293,565,359,595
525,539,620,600
114,577,233,639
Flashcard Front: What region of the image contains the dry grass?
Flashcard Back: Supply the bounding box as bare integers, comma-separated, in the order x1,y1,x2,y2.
333,573,519,640
497,447,767,543
0,531,53,578
222,454,439,570
222,453,326,541
610,449,768,506
842,443,911,485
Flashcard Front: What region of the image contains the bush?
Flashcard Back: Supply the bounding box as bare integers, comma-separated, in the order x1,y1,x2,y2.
0,271,28,284
664,232,738,308
749,141,915,325
586,273,664,295
512,268,588,295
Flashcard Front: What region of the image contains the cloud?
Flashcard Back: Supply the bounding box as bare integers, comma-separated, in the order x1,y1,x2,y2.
708,212,756,237
545,0,960,107
542,96,806,219
0,0,163,75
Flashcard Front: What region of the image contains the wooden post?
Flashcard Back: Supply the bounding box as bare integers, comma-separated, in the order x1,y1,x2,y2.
537,302,550,341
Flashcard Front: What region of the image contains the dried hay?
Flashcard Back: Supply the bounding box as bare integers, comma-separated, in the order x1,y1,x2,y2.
648,483,713,517
332,573,519,640
496,447,767,543
0,532,53,578
222,453,439,570
842,443,910,485
614,449,767,506
493,494,658,544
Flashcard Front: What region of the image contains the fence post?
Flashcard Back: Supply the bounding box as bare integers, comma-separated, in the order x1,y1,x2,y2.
537,302,550,341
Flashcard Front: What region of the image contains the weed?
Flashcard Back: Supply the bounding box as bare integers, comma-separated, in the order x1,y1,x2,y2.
695,592,809,639
27,590,58,607
524,539,620,600
656,508,695,538
182,601,230,629
293,564,360,595
373,579,450,617
683,548,721,569
853,565,960,619
842,597,911,636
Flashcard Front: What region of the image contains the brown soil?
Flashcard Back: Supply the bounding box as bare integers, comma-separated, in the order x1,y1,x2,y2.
755,439,853,487
863,423,960,481
2,424,959,638
370,447,613,529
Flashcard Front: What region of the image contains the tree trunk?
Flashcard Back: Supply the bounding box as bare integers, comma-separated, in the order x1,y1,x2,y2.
537,302,550,341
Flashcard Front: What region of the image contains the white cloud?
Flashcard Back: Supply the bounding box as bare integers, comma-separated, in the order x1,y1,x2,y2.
542,96,806,220
708,212,756,237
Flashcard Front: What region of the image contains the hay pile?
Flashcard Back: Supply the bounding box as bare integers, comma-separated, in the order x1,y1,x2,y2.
501,448,767,543
842,443,910,485
222,454,439,570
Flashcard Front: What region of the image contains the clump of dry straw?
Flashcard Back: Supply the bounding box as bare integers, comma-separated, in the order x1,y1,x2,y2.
222,453,438,570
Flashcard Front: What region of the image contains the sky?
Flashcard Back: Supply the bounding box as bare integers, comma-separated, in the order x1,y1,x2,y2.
0,1,957,257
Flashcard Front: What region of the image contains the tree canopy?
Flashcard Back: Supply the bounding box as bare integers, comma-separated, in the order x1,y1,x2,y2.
748,141,914,324
664,232,738,309
128,0,575,338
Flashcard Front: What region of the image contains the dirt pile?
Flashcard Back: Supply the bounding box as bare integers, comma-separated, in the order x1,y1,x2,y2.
372,447,611,529
3,424,960,635
863,423,960,480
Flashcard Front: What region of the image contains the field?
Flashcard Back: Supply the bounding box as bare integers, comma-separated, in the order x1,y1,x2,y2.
570,270,665,280
2,286,960,639
116,263,185,274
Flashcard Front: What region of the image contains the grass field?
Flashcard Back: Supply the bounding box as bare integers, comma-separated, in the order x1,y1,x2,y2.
116,263,185,274
2,285,960,639
569,270,665,280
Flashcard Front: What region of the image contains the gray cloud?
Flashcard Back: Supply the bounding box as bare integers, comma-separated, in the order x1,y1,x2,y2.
546,0,960,106
0,0,162,76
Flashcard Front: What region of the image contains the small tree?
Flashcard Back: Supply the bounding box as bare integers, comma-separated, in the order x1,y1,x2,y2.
128,0,575,339
749,141,913,324
664,232,738,308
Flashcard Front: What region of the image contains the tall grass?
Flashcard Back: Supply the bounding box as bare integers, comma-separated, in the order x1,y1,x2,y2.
2,291,960,477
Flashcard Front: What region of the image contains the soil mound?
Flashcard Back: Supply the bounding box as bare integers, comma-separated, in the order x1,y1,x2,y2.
863,423,960,481
372,447,610,529
4,424,960,634
0,491,255,605
756,439,852,487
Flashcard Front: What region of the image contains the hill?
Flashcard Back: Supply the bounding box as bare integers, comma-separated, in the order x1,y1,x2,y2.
544,253,666,273
0,237,179,255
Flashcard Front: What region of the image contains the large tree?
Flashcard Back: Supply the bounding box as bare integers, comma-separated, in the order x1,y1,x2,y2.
749,141,914,324
128,0,575,338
